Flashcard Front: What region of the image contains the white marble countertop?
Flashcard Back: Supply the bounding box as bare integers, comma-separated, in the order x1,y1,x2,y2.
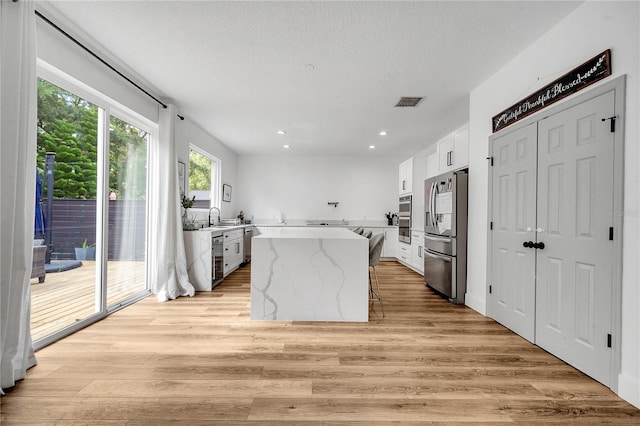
251,224,368,322
254,227,365,240
255,224,397,229
187,223,397,233
192,224,250,234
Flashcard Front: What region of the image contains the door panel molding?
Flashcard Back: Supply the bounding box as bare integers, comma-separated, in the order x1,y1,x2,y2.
487,75,626,392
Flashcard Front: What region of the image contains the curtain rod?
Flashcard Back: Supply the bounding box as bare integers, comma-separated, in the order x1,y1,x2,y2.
35,9,168,109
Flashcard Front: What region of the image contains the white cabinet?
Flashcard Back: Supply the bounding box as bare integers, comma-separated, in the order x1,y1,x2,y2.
363,226,398,259
397,242,411,264
223,229,244,276
183,229,219,291
437,123,469,174
426,152,439,179
410,230,424,274
398,157,413,195
396,231,424,275
451,123,469,170
382,227,398,259
437,134,453,172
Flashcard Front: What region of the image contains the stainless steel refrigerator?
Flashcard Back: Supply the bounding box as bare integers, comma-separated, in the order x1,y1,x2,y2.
424,170,468,304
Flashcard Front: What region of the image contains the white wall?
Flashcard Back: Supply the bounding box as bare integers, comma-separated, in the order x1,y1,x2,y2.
467,1,639,407
236,155,399,224
35,5,158,123
175,118,238,220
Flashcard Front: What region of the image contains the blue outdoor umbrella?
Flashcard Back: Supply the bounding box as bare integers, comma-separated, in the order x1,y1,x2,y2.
34,170,45,237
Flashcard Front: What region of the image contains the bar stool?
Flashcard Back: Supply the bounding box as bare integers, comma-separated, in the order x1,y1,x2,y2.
368,233,384,317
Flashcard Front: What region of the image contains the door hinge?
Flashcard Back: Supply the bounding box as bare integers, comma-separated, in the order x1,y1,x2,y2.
609,227,614,241
490,221,493,230
602,116,617,133
607,333,612,348
486,156,494,166
489,285,492,294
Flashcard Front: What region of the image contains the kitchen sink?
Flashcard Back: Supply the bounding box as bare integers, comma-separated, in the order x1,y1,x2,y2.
306,220,349,226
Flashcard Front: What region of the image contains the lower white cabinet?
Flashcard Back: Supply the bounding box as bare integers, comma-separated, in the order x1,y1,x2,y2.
223,229,244,276
396,231,424,275
397,242,411,264
183,229,217,291
382,227,398,259
363,226,398,259
410,230,424,273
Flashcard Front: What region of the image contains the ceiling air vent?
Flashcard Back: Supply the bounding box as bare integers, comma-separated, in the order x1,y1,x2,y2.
395,97,424,108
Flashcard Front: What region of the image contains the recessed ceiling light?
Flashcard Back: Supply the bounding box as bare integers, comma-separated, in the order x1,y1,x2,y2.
369,145,376,149
379,131,388,136
277,130,286,135
283,144,290,149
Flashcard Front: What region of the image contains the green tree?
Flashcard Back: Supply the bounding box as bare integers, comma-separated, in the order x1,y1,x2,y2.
37,78,148,200
189,150,211,191
37,78,98,199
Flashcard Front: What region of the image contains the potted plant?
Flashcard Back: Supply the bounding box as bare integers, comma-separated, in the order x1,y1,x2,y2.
385,212,397,226
181,194,196,230
75,239,95,260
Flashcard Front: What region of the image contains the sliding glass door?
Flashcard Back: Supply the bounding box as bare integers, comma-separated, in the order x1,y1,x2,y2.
32,72,152,346
106,115,148,308
33,78,100,341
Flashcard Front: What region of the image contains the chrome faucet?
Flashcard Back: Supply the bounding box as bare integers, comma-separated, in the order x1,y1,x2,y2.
208,207,221,226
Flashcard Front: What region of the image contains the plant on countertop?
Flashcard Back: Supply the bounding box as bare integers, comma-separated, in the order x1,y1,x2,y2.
181,194,195,209
181,194,197,230
385,212,397,225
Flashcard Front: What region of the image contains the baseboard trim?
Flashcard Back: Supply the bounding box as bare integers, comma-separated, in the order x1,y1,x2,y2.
464,292,486,316
618,372,640,409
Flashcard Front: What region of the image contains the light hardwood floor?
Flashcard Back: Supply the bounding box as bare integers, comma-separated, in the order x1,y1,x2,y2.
3,261,639,424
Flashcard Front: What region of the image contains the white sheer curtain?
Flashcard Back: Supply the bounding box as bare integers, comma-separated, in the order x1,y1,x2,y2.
148,104,195,301
0,0,38,393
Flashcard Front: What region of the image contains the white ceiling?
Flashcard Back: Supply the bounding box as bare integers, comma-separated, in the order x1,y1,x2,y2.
45,1,583,157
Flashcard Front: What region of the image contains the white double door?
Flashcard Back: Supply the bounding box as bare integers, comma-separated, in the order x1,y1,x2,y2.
489,90,616,386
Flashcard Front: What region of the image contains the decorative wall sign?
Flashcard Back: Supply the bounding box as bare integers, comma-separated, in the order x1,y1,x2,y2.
492,49,611,133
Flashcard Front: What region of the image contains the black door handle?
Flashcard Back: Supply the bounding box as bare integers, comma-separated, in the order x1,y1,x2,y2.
523,241,533,248
534,242,545,250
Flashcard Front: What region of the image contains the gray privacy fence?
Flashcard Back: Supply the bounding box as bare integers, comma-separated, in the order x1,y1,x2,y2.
45,199,146,261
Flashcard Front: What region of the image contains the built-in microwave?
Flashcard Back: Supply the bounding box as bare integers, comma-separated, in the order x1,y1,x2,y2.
398,195,412,244
398,195,412,216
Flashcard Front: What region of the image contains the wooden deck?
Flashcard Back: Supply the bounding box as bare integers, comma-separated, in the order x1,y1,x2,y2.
6,261,639,423
30,260,146,342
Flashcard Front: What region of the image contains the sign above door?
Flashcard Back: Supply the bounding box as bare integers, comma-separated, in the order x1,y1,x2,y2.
492,49,611,133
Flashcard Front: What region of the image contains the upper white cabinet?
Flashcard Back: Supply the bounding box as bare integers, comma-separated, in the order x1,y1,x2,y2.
451,123,469,169
398,157,413,195
437,123,469,174
426,152,439,179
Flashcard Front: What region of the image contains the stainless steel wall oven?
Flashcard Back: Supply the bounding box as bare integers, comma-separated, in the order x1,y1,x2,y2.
398,195,412,244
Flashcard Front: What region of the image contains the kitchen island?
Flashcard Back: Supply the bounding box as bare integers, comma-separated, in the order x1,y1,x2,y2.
251,227,369,321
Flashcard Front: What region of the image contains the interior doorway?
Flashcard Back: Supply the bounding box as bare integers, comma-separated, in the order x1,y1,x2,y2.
487,77,625,389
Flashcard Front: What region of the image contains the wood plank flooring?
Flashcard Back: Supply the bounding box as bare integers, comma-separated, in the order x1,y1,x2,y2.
30,261,146,341
4,261,639,424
